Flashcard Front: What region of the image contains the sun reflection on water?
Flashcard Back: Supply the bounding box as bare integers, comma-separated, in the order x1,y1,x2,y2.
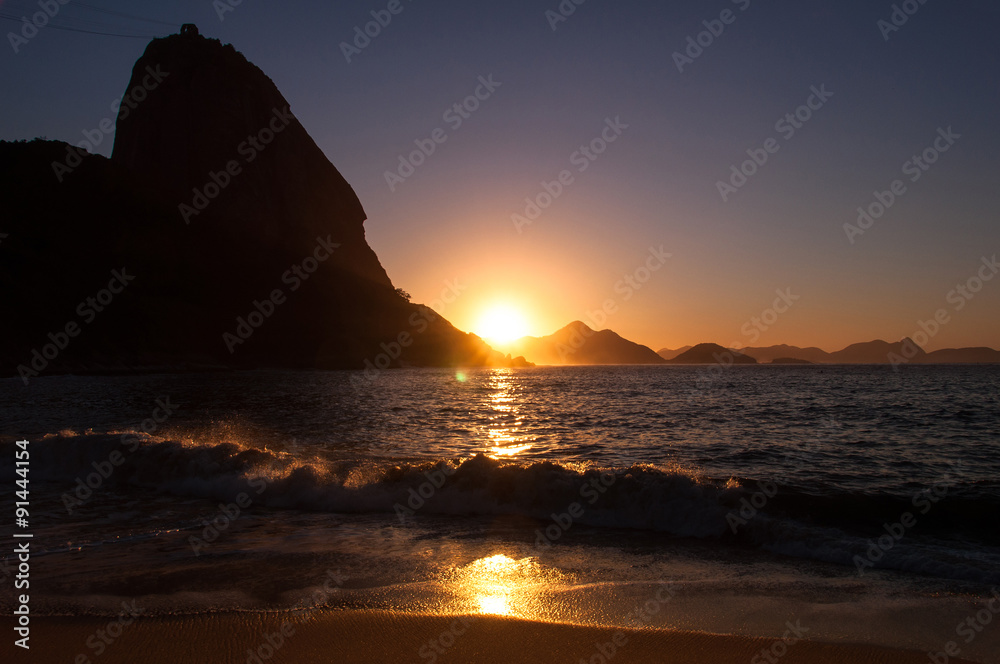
445,554,560,619
478,593,510,615
484,370,533,458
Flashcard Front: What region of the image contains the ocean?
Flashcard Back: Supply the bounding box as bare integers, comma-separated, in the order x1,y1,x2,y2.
2,365,999,661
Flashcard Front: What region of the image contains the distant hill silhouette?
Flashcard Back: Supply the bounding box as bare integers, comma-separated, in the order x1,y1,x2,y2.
738,344,833,364
1,32,517,375
657,346,692,361
829,339,926,364
503,322,665,365
735,339,999,364
921,347,1000,363
668,343,757,365
506,331,1000,368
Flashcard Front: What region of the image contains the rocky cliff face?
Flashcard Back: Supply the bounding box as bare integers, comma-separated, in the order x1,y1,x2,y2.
1,31,506,375
112,32,389,290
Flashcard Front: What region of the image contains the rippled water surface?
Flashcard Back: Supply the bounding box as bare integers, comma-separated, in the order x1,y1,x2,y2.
2,365,999,661
5,365,998,494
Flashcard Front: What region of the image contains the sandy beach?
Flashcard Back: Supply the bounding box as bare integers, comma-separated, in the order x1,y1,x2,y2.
8,610,979,664
4,2,999,663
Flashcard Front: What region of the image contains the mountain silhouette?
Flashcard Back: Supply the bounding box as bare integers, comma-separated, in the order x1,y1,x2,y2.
656,346,692,361
918,347,1000,363
503,322,665,365
668,343,757,365
736,340,999,364
738,344,833,364
0,31,514,376
828,339,926,364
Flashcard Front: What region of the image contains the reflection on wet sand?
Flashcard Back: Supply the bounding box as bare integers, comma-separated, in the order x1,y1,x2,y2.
443,554,564,620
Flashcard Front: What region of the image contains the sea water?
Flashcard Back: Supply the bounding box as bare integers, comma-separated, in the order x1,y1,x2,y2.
1,365,998,661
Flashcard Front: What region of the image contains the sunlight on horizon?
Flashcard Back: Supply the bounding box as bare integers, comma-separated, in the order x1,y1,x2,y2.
474,303,530,344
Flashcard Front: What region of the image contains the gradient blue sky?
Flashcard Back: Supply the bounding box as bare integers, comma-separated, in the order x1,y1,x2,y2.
3,0,998,351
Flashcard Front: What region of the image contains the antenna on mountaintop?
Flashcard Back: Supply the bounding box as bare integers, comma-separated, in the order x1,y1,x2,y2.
0,2,175,40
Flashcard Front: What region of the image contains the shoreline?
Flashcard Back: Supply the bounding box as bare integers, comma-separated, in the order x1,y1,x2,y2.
4,361,1000,381
6,610,982,664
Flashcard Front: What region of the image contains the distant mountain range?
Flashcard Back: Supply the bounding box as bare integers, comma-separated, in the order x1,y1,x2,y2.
670,343,756,364
499,322,665,365
500,325,1000,366
738,340,1000,364
656,346,692,360
729,344,832,364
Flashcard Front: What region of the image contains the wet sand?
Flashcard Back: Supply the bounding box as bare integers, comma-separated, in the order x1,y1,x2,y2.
8,610,979,664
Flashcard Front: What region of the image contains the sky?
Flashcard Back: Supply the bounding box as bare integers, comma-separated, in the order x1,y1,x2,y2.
2,0,999,352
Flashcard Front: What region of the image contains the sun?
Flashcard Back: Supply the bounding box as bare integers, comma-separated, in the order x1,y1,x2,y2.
475,304,529,344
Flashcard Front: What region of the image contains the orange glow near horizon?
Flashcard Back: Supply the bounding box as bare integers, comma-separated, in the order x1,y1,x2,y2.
418,272,1000,354
392,229,999,354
